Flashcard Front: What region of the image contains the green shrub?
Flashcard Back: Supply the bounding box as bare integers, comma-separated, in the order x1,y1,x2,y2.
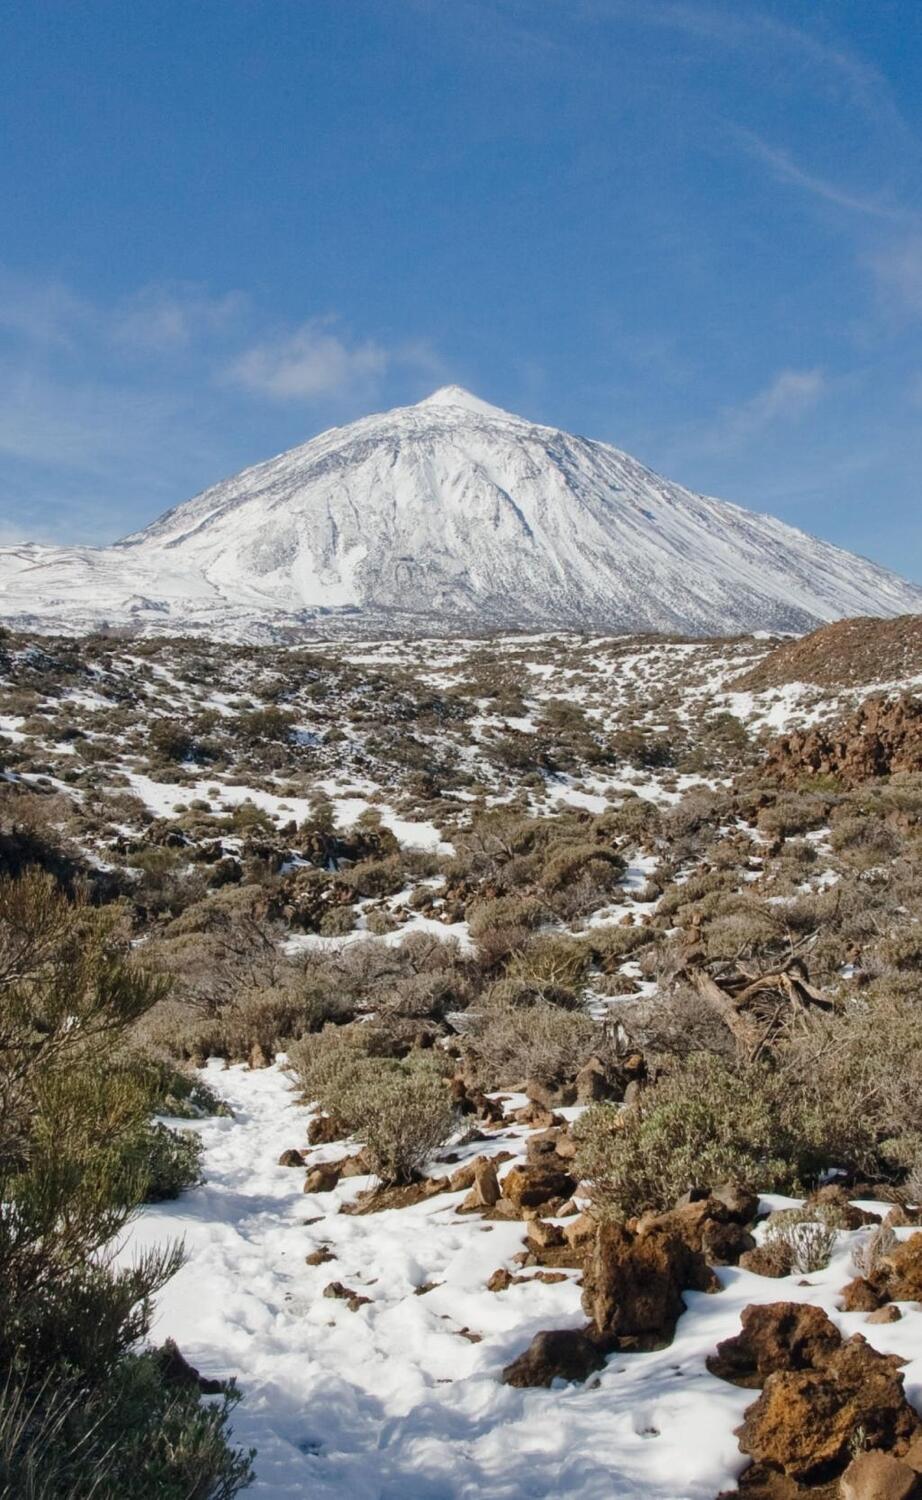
0,871,251,1498
338,1057,456,1185
136,1123,204,1202
575,1051,876,1218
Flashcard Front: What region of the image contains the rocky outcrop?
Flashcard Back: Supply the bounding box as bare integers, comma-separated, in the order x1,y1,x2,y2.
707,1304,841,1389
733,615,922,693
762,694,922,787
737,1336,918,1481
711,1303,921,1485
581,1220,718,1348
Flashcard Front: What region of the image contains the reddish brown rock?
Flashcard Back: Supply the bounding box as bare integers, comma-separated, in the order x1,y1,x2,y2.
323,1281,371,1311
868,1305,904,1325
304,1162,342,1194
711,1181,760,1224
307,1113,345,1145
305,1245,334,1266
462,1158,501,1210
760,692,922,788
501,1328,605,1387
487,1268,514,1292
581,1221,718,1347
885,1233,922,1301
840,1276,886,1313
739,1242,794,1279
501,1165,577,1210
707,1303,841,1389
278,1148,305,1167
702,1218,757,1266
526,1219,566,1250
737,1335,918,1480
564,1212,598,1250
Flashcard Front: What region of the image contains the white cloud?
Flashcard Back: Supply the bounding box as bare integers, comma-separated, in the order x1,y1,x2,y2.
112,284,246,352
677,368,828,461
731,369,826,432
225,318,390,401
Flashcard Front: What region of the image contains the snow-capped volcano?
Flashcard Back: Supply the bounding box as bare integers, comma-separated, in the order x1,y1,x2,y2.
2,385,921,639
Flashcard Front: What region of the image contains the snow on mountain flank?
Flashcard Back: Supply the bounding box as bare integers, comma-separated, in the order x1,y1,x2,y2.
2,386,921,640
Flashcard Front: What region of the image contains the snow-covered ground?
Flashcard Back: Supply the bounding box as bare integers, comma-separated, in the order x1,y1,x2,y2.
127,1064,922,1500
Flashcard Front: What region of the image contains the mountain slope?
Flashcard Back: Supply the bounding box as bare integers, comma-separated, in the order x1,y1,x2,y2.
2,385,920,639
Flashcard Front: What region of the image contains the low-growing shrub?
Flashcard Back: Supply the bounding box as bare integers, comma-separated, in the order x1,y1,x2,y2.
289,1030,455,1184
763,1207,838,1274
463,998,601,1089
575,1051,876,1218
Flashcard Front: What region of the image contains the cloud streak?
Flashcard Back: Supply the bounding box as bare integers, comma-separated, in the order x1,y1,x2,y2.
737,133,912,222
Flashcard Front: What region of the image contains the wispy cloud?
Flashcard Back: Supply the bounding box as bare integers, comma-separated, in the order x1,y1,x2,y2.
737,133,911,222
681,368,827,459
112,284,247,353
0,268,89,346
626,2,913,140
730,368,826,433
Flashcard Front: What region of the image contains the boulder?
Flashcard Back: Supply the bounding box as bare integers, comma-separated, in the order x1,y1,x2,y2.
307,1113,345,1146
804,1184,881,1230
525,1076,577,1110
868,1305,904,1325
278,1148,305,1167
574,1057,619,1104
711,1181,760,1224
526,1219,566,1250
501,1328,605,1388
339,1150,373,1178
839,1451,921,1500
461,1158,502,1210
739,1242,794,1279
564,1212,598,1250
487,1268,514,1292
737,1335,918,1480
581,1221,718,1347
707,1303,841,1389
304,1162,342,1194
702,1218,756,1266
305,1245,334,1266
526,1128,574,1169
501,1165,577,1210
840,1276,886,1312
885,1233,922,1301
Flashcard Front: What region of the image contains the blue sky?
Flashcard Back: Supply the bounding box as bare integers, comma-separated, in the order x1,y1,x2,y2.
1,0,921,581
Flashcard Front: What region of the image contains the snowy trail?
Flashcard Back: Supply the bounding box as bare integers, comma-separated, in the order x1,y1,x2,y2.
128,1065,922,1499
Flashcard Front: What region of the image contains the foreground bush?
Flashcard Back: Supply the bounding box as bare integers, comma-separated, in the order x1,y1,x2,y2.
0,871,252,1498
575,1051,876,1218
289,1029,456,1184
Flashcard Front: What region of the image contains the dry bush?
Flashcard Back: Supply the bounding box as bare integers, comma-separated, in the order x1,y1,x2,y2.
462,996,602,1090
505,933,591,990
763,1208,837,1274
852,1223,897,1278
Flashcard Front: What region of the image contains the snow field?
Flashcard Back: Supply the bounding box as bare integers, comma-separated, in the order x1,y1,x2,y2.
127,1064,922,1500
